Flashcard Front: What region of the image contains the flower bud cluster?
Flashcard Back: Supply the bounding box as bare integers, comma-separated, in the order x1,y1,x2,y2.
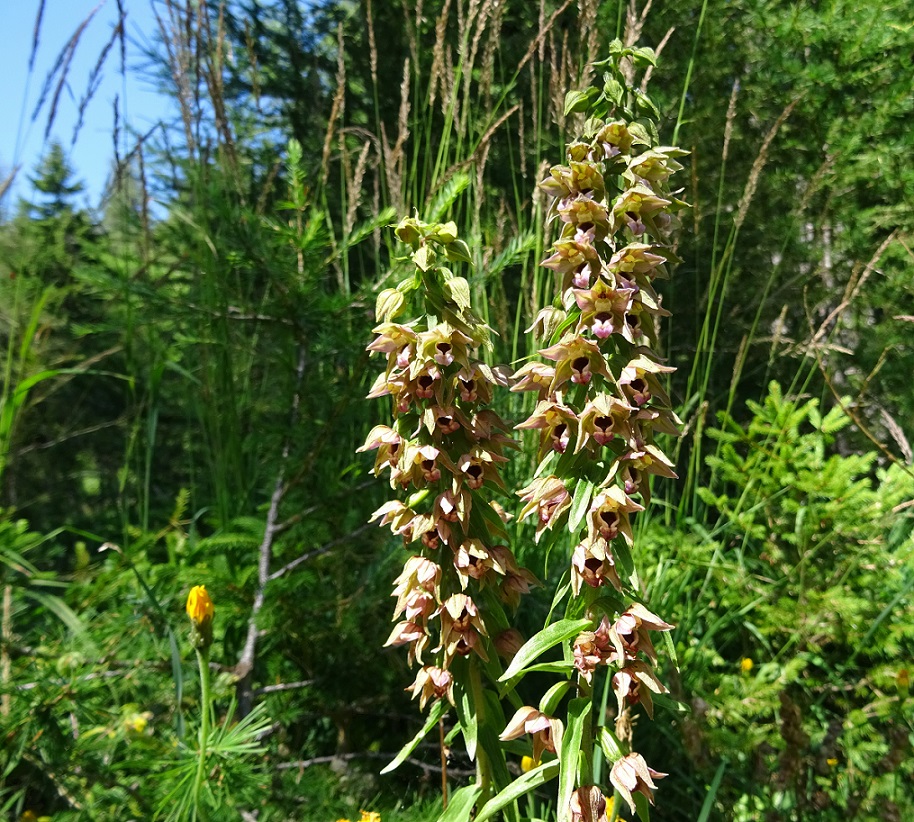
513,47,686,815
360,217,535,708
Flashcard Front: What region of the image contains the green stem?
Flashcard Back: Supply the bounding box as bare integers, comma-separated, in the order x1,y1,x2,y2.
192,646,212,820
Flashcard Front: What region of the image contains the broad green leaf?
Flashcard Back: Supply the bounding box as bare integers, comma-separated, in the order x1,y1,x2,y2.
614,539,635,579
632,47,657,67
500,618,592,682
635,791,651,822
434,221,459,243
455,681,478,761
413,245,435,271
557,698,589,822
475,760,560,822
568,479,595,534
445,239,473,265
516,661,575,676
603,76,625,106
380,698,446,774
375,288,405,322
440,784,483,822
564,89,592,116
445,276,472,311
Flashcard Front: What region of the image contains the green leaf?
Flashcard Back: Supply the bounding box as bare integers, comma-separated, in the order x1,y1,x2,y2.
375,288,405,322
499,618,592,682
445,276,472,311
439,784,483,822
435,221,459,243
598,727,623,762
380,699,447,774
455,681,478,761
660,629,679,668
603,76,625,106
697,762,727,822
23,590,87,637
413,245,435,271
632,47,658,67
558,698,590,822
564,89,593,116
516,660,575,676
613,539,635,579
568,479,595,534
445,239,474,265
650,692,691,715
475,760,560,822
588,594,625,618
539,680,573,716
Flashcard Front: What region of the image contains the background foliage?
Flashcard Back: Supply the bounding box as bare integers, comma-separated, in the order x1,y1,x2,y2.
0,0,911,819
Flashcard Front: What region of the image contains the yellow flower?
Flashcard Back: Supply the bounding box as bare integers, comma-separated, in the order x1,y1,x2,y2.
186,585,214,624
124,710,152,735
359,813,381,822
521,755,535,772
827,757,838,767
740,657,753,674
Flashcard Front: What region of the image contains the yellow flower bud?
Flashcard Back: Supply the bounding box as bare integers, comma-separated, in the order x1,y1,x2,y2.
186,585,214,625
186,585,215,650
740,657,753,674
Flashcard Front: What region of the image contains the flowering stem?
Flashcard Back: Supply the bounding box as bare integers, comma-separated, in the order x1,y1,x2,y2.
191,646,212,819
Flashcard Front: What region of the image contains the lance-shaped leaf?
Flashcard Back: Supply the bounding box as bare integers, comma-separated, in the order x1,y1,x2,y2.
380,698,447,774
475,760,561,822
558,698,591,822
499,618,593,682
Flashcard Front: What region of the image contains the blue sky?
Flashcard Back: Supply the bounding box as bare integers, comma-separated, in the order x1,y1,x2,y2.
0,0,173,211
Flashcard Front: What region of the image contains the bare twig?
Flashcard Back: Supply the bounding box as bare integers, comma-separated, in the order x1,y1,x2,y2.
253,679,314,696
235,347,307,714
810,231,897,346
267,523,372,582
1,585,10,716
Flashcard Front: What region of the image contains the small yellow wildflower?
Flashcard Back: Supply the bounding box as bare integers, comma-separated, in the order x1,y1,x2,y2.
359,812,381,822
521,755,535,772
186,585,215,624
827,757,838,767
124,710,153,735
740,657,753,674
